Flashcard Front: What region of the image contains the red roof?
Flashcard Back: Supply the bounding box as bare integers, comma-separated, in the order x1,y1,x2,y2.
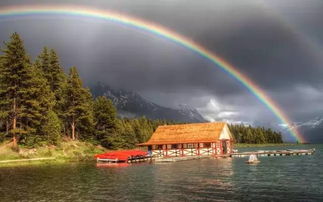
95,150,148,161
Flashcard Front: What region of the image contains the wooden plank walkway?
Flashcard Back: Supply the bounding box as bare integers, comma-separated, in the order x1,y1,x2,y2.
231,148,315,158
98,148,316,164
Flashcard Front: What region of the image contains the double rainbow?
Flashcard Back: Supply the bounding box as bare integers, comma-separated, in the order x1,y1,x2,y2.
0,5,304,142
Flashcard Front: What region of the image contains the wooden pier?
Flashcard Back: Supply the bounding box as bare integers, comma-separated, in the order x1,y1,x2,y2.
231,148,315,158
127,156,152,163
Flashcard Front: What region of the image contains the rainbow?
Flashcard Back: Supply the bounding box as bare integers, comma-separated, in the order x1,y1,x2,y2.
0,5,304,142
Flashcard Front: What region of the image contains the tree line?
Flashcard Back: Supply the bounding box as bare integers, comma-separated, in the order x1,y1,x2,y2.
0,33,174,148
0,33,283,149
229,124,283,144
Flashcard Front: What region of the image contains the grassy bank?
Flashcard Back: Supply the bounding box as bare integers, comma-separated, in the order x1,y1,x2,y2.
234,143,298,148
0,140,107,166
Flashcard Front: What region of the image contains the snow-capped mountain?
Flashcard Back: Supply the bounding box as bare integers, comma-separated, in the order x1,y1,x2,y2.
178,104,206,122
91,83,206,123
292,117,323,143
295,117,323,129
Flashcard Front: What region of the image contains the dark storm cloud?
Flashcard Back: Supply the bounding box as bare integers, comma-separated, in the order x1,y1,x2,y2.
1,0,323,141
75,0,323,93
0,15,244,95
2,0,323,92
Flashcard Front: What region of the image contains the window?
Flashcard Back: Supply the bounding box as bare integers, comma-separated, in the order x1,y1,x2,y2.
171,144,178,149
167,144,172,149
204,143,211,148
157,145,163,150
188,144,194,149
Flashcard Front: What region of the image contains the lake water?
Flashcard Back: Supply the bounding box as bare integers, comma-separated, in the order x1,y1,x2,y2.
0,144,322,201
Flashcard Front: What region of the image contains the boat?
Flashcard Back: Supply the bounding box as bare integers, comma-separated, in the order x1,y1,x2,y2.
94,150,151,163
246,154,260,164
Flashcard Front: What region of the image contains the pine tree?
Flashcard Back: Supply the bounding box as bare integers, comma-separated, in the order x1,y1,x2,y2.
0,56,8,142
35,47,50,80
41,110,62,145
0,33,33,147
113,119,136,149
48,49,67,107
93,96,117,147
64,67,94,140
20,65,56,145
35,47,67,120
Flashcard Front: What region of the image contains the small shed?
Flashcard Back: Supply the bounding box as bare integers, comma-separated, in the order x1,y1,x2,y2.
138,122,234,157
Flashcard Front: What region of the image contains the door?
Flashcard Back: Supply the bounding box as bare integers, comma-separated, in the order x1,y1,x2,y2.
222,140,227,154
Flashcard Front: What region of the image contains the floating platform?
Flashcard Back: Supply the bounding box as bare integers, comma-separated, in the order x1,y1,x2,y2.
95,150,152,163
231,148,315,158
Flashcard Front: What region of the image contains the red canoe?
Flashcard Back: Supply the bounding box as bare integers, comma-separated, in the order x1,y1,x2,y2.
95,150,149,162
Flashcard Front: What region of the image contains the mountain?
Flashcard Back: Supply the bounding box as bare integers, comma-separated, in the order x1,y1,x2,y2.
91,83,206,123
293,117,323,143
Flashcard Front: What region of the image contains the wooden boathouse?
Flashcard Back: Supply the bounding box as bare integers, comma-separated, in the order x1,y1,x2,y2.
138,122,234,158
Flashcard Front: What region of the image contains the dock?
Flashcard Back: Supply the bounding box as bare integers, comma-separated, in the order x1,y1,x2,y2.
127,155,152,163
231,148,315,158
95,148,316,165
96,156,152,163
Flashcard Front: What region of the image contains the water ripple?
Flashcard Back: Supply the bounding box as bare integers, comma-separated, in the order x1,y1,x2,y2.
0,144,322,201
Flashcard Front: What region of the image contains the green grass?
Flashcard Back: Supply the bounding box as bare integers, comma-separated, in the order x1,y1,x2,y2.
234,143,298,148
0,140,107,166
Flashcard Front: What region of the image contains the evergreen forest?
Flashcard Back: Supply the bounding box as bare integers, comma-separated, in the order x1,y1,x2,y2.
0,33,282,149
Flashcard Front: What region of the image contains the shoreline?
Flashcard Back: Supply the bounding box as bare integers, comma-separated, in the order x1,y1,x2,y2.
0,157,97,168
0,142,313,167
0,157,56,164
0,140,106,167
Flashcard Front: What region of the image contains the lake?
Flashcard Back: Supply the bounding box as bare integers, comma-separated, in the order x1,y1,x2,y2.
0,144,322,201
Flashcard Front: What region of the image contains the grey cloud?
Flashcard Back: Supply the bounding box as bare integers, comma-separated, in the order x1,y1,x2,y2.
1,0,323,142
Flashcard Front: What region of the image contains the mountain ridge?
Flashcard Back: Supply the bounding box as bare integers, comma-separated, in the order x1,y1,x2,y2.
91,83,206,123
294,117,323,143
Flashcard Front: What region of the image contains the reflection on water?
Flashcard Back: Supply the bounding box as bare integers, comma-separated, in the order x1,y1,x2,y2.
96,162,130,168
148,158,234,201
0,144,323,201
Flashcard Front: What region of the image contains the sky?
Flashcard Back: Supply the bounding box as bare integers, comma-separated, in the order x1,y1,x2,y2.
0,0,323,142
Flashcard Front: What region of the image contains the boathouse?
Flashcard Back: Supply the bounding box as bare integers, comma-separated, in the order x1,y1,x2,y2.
138,122,234,157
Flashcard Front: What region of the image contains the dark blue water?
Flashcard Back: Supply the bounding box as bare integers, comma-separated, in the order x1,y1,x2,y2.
0,144,322,201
